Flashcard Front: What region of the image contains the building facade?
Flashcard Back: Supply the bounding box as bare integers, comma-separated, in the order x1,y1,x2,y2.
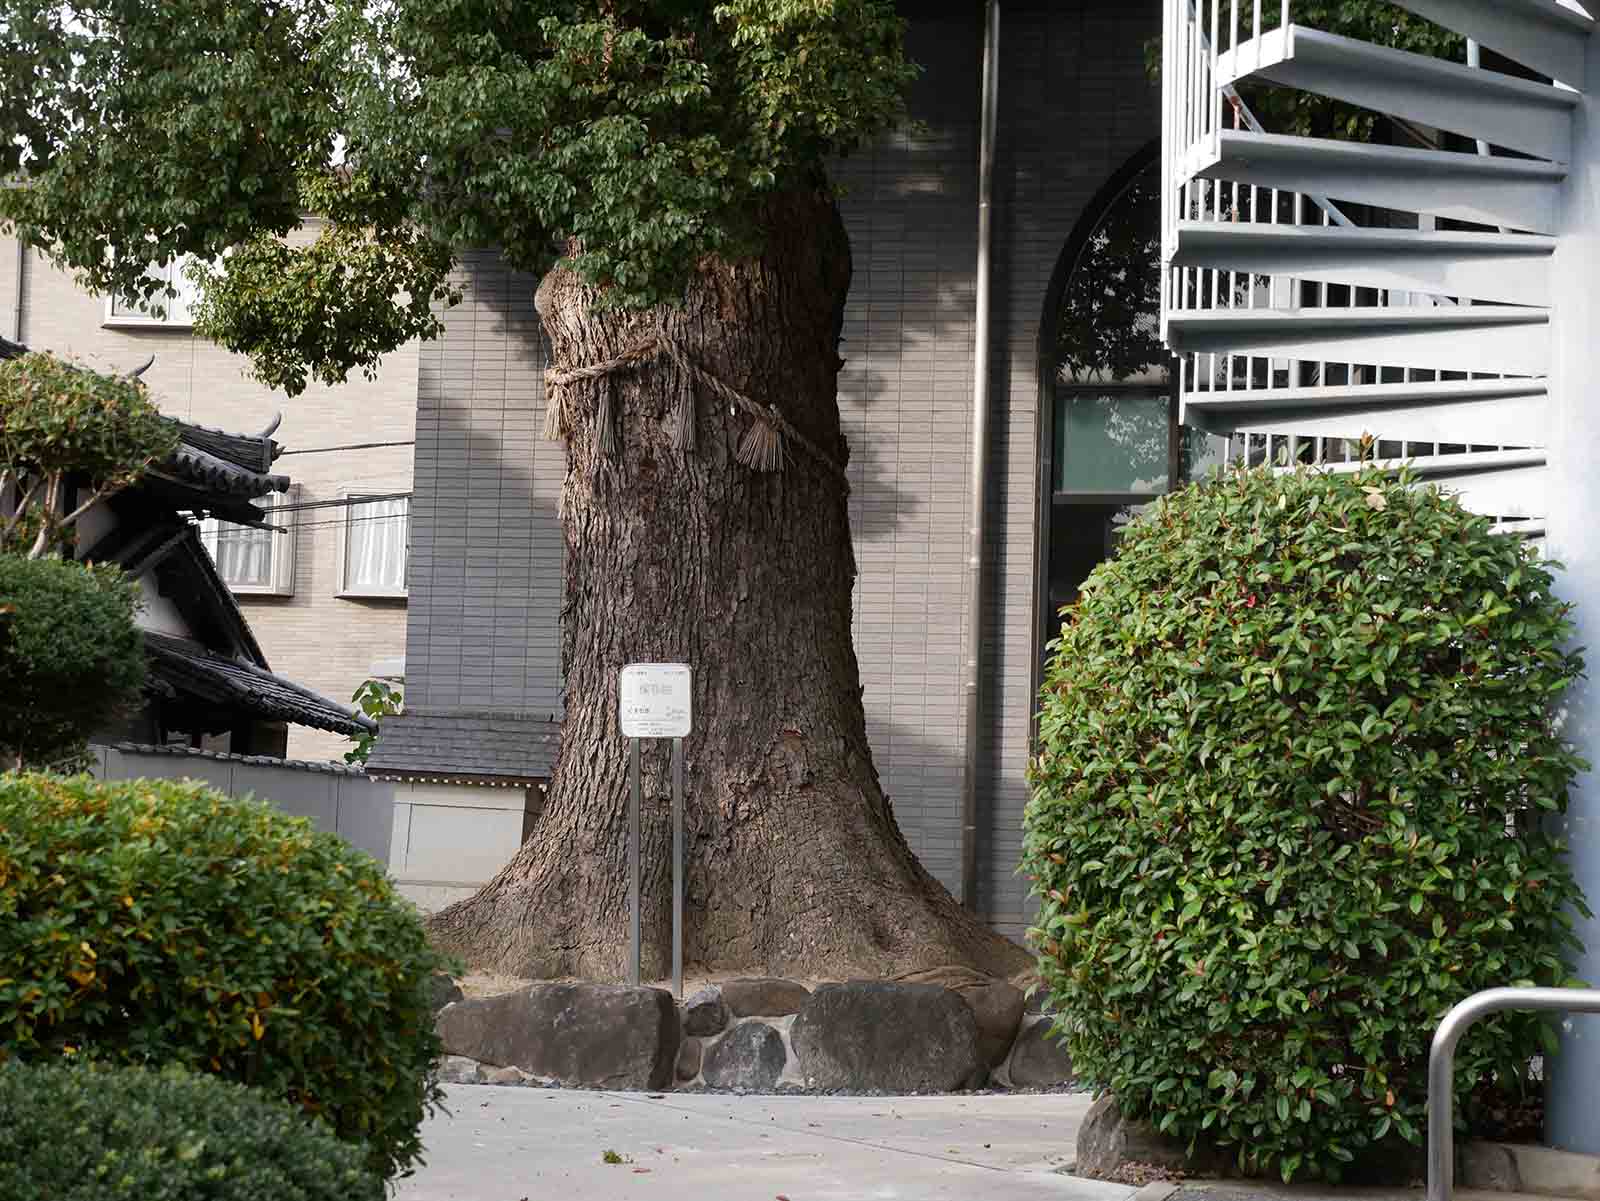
369,0,1186,934
0,227,418,762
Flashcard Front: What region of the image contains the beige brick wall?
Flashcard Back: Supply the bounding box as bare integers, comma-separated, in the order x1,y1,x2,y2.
14,234,419,762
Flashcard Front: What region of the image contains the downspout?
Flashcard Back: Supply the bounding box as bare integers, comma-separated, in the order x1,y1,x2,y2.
10,238,22,343
960,0,1000,913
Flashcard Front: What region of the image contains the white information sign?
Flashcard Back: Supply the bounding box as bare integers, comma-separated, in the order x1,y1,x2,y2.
619,663,693,738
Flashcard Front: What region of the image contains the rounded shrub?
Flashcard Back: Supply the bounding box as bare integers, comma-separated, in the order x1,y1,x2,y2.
0,773,453,1181
0,554,145,768
1023,466,1588,1181
0,1059,383,1201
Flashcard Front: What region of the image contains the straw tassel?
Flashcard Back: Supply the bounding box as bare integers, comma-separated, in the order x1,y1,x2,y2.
542,377,569,442
736,418,783,472
671,374,697,453
596,380,618,458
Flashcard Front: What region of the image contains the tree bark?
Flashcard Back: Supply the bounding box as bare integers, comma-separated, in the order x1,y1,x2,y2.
427,190,1027,982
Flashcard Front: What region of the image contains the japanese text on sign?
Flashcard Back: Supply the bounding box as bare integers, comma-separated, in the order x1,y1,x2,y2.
619,663,692,738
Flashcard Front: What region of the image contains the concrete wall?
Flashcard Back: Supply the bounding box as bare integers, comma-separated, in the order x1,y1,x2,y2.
381,0,1164,939
89,743,395,863
386,779,543,912
13,225,418,761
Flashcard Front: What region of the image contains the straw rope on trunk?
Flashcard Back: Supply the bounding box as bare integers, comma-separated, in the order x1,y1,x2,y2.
543,336,849,485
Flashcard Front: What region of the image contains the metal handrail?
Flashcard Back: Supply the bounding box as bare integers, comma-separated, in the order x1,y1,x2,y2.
1428,987,1600,1201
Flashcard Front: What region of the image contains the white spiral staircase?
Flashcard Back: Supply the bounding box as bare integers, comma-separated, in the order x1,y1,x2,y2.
1160,0,1597,537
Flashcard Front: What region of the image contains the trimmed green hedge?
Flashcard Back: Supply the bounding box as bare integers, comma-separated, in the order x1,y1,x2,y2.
0,1059,383,1201
1024,466,1589,1180
0,554,144,768
0,773,452,1180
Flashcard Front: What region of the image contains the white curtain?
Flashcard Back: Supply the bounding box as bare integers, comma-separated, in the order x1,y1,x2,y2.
214,525,275,587
345,497,408,593
202,519,275,588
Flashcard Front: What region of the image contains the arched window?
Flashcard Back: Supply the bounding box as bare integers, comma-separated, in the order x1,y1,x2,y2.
1034,146,1225,681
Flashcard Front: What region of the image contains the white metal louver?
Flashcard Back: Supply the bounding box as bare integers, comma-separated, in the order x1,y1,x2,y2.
1159,0,1597,530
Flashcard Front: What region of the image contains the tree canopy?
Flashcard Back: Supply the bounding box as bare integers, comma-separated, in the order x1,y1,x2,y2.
0,0,917,394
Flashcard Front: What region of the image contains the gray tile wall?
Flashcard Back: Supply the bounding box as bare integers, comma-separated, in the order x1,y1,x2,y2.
406,252,564,716
398,0,1163,942
834,0,1163,940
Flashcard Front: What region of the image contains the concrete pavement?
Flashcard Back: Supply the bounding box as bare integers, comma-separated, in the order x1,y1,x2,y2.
395,1085,1139,1201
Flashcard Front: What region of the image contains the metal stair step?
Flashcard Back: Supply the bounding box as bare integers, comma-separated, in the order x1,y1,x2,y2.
1388,0,1594,90
1167,306,1550,376
1172,222,1555,307
1190,131,1568,234
1216,24,1578,163
1181,377,1548,445
1316,448,1546,519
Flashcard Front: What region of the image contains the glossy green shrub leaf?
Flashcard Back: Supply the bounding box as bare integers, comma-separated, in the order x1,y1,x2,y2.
1023,467,1590,1181
0,773,454,1181
0,1059,383,1201
0,555,144,768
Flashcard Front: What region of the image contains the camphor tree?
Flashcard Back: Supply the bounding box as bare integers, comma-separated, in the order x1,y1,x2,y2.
0,0,1025,978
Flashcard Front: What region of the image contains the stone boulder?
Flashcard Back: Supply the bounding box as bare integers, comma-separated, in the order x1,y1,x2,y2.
898,967,1025,1068
436,983,680,1090
435,1055,486,1084
428,973,465,1015
898,966,993,990
702,1021,788,1091
676,1036,703,1082
1006,1017,1076,1087
964,981,1027,1068
682,986,729,1036
720,977,811,1018
791,982,982,1092
1076,1094,1230,1180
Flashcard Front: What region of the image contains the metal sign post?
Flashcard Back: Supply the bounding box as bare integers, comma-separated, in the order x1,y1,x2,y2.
671,736,684,997
628,736,641,986
619,663,692,996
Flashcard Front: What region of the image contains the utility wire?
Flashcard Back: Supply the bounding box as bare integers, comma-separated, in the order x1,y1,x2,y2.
277,440,415,456
270,513,412,534
266,491,411,514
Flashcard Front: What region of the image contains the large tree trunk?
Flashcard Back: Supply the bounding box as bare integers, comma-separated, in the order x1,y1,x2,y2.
427,190,1027,982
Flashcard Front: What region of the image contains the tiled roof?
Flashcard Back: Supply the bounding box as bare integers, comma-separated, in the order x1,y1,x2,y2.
0,334,287,510
102,741,370,776
366,709,561,784
143,632,376,737
161,439,289,500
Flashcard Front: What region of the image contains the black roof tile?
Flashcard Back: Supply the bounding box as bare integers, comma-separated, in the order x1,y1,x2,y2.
143,632,376,737
366,709,560,784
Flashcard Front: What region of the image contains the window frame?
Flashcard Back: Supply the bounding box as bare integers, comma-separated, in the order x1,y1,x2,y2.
198,485,297,596
102,255,201,329
336,489,411,601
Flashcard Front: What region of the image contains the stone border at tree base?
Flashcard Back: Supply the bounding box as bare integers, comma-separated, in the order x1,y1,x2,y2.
1460,1140,1600,1200
432,974,1077,1096
1073,1093,1600,1197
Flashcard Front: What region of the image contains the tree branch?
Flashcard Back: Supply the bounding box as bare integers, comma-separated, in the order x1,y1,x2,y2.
57,485,110,535
26,473,62,560
0,475,40,544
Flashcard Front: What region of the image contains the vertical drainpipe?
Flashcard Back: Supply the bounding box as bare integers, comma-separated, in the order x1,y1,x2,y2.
10,238,22,343
1545,27,1600,1158
960,0,1000,913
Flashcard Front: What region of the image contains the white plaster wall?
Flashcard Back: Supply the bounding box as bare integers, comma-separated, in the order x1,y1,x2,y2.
387,780,539,911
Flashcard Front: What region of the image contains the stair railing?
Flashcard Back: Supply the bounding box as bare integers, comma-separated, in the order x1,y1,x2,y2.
1163,0,1489,468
